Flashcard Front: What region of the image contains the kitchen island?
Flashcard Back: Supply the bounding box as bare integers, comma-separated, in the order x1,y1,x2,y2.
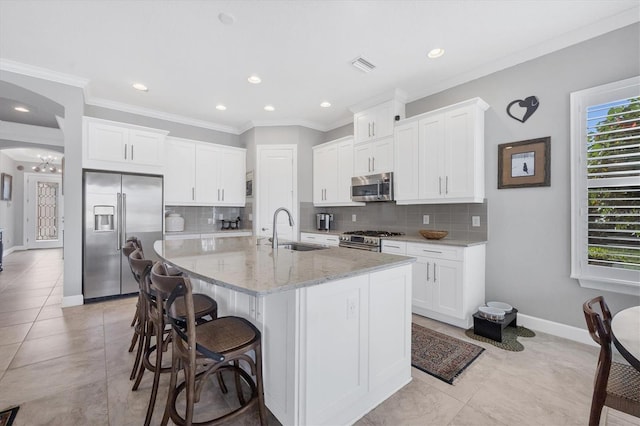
154,236,414,426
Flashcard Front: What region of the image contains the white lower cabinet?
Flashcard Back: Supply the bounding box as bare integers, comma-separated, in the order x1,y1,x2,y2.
299,232,339,246
382,240,485,328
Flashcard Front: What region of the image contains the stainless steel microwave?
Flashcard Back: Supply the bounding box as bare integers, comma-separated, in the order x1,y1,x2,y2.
351,172,394,202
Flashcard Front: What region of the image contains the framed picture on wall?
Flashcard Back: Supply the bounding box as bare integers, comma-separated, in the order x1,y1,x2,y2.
1,173,12,200
498,137,551,189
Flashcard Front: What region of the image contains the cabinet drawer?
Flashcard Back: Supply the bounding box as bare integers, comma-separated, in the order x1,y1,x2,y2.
300,232,339,247
406,242,462,261
381,240,406,254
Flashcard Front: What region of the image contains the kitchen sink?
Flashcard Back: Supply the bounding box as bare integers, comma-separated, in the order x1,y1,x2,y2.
278,242,328,252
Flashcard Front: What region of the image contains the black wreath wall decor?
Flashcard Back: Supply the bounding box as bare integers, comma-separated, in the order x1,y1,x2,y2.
506,96,539,123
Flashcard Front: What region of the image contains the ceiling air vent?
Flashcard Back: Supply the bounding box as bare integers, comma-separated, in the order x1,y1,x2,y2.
351,56,376,73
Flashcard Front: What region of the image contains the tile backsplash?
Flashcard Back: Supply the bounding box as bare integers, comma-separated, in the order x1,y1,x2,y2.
164,205,247,233
302,200,488,241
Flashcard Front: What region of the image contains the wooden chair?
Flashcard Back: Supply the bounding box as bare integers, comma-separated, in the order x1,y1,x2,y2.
583,296,640,426
129,251,218,426
151,262,267,426
123,238,143,357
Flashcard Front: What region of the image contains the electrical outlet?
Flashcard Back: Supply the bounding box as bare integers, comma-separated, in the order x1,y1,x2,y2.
352,214,357,222
218,214,224,220
346,297,357,319
248,213,253,221
472,216,481,227
423,215,430,225
207,218,213,224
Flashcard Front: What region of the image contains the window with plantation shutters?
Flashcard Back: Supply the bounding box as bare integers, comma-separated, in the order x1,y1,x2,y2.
571,76,640,295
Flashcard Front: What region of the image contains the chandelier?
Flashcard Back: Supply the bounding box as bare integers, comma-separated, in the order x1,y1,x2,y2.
32,154,62,173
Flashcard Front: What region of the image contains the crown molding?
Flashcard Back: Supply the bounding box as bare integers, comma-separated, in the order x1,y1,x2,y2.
243,118,329,133
0,120,64,147
0,59,89,89
86,97,240,135
404,9,640,105
326,115,355,132
349,88,408,114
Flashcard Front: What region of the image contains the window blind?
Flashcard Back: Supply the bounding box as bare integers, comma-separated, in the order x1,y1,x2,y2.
585,97,640,271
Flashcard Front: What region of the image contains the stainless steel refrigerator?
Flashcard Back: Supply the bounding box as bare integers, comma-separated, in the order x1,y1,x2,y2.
83,171,163,300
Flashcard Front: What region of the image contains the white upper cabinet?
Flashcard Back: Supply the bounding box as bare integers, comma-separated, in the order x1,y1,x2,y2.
353,100,405,144
352,99,404,176
83,117,167,174
164,138,196,203
393,121,420,200
165,137,246,206
313,137,364,206
353,137,394,176
394,98,489,204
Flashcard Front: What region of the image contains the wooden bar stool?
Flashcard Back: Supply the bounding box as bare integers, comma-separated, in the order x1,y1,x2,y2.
129,251,218,426
151,263,267,426
122,238,144,360
583,296,640,425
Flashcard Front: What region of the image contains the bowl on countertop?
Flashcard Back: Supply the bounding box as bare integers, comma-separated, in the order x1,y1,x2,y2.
419,230,448,240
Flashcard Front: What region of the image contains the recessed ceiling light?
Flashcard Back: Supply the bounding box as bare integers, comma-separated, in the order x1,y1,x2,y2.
14,106,29,112
216,104,227,111
427,48,445,59
264,105,275,112
248,75,262,84
132,83,148,91
320,101,331,108
218,12,236,25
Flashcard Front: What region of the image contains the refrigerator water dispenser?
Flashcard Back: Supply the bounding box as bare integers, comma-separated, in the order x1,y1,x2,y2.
94,205,115,231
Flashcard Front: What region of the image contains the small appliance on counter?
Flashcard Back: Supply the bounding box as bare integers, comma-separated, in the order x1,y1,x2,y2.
220,216,241,230
165,213,185,232
316,213,334,231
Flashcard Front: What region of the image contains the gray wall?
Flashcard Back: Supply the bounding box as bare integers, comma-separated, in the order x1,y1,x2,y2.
0,152,17,249
405,23,640,328
1,70,85,300
324,123,352,142
84,105,242,148
243,125,325,204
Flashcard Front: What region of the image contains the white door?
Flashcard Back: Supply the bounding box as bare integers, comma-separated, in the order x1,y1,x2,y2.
256,145,297,241
25,173,63,249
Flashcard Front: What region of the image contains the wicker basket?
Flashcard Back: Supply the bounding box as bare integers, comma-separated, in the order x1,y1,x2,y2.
419,230,448,240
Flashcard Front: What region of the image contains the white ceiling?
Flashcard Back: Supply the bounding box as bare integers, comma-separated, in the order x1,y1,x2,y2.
0,0,638,134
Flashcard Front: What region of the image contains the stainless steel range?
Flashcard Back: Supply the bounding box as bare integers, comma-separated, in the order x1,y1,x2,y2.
338,230,404,252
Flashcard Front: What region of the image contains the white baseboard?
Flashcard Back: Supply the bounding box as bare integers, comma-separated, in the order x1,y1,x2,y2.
61,294,84,307
2,245,26,257
517,313,596,347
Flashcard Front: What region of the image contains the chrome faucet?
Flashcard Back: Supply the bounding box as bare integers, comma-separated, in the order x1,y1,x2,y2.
272,207,294,249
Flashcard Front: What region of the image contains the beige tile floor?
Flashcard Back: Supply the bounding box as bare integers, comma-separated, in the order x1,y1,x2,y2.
0,248,638,425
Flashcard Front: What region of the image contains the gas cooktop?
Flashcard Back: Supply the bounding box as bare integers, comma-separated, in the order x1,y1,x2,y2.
342,230,404,237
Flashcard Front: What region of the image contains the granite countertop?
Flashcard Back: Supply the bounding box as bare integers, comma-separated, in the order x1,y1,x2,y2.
153,236,414,296
164,230,252,237
300,229,486,247
381,234,487,247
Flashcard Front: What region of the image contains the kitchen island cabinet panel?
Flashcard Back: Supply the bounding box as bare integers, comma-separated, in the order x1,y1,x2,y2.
155,237,413,426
